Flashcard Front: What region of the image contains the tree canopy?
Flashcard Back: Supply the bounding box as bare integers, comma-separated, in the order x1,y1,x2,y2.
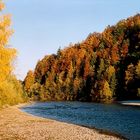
24,14,140,103
0,1,26,107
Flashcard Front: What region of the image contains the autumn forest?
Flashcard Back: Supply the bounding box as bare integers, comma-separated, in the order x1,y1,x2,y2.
0,0,140,107
24,14,140,103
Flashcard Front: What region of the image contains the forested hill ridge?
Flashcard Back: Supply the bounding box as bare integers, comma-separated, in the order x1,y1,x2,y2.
24,14,140,103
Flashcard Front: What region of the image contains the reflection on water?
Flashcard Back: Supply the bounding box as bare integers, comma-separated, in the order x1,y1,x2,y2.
21,101,140,140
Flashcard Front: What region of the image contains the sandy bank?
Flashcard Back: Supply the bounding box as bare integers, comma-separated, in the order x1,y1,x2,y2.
0,104,123,140
119,101,140,106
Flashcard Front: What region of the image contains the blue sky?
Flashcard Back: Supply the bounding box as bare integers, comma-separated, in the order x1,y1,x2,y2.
4,0,140,80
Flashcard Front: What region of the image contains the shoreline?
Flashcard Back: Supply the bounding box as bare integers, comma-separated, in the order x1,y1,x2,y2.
79,125,126,140
0,102,124,140
18,102,127,139
20,103,126,140
118,101,140,107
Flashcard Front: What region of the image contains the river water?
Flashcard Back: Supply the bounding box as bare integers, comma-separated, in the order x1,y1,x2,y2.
21,101,140,140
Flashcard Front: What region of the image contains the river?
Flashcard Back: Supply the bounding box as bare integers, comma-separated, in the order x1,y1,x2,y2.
21,101,140,140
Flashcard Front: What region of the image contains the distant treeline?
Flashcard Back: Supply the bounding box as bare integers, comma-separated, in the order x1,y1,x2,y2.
24,14,140,103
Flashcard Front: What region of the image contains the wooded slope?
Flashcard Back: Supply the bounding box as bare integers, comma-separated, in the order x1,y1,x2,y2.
24,14,140,103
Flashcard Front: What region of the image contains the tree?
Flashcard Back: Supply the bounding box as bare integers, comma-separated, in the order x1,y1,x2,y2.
125,64,135,85
0,1,16,82
97,59,105,80
135,61,140,79
0,1,25,107
107,66,117,96
99,80,113,103
110,73,117,96
57,47,62,58
135,61,140,97
24,70,35,94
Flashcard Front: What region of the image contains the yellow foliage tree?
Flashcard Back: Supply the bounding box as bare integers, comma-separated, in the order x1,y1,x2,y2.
135,61,140,79
107,66,115,80
24,70,35,93
0,1,25,107
99,80,113,103
0,1,16,82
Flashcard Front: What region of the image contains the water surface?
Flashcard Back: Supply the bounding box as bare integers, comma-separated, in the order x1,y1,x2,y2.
21,101,140,140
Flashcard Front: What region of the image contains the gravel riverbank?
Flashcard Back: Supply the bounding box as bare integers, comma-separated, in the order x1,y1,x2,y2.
0,104,123,140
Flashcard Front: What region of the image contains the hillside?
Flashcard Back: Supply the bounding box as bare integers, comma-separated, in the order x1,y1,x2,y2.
24,14,140,103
